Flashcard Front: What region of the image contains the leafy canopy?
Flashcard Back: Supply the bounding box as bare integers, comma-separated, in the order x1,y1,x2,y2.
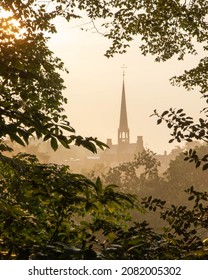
1,0,208,260
1,1,206,151
55,0,207,93
0,153,136,259
0,0,107,152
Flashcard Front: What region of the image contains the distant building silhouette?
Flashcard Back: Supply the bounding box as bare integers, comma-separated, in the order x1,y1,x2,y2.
101,71,144,166
35,70,173,172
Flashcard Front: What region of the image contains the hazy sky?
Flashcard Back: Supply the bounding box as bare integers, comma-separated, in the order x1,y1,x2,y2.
49,17,205,154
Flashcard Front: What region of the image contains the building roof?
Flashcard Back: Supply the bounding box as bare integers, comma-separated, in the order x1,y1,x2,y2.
119,79,129,132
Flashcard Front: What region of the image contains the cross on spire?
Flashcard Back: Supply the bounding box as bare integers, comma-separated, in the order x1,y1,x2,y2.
121,64,127,78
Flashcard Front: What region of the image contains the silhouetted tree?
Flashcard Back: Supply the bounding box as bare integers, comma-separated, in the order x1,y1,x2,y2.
103,150,161,195
0,1,107,153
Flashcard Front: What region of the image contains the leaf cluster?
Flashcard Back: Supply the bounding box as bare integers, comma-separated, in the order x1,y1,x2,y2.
62,0,208,94
103,149,160,194
152,108,208,145
138,187,208,259
0,1,108,153
0,153,136,259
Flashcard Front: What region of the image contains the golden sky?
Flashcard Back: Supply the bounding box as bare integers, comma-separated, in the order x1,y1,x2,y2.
49,17,205,154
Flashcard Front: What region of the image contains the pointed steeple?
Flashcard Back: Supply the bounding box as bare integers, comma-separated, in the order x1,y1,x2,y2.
118,71,129,145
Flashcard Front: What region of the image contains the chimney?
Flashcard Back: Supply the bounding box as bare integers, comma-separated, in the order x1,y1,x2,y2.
106,138,112,147
137,136,144,151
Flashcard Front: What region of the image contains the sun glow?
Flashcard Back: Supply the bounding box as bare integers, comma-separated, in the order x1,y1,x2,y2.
0,9,12,18
0,8,23,38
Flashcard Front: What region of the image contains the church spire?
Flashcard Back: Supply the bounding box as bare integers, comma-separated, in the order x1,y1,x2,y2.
118,66,129,145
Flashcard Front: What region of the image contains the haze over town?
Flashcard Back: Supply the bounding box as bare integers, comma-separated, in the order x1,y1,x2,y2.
49,16,205,155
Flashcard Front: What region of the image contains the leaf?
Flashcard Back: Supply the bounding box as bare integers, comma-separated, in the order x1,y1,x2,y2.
147,196,152,203
106,232,117,242
199,118,204,125
93,139,109,150
10,134,25,146
95,177,103,195
57,135,70,149
157,119,162,125
161,110,169,117
85,202,98,212
106,200,119,213
195,161,201,168
177,109,183,114
50,137,58,151
59,125,75,133
184,157,189,161
167,122,173,128
43,134,51,141
202,154,208,161
81,140,97,153
202,163,208,171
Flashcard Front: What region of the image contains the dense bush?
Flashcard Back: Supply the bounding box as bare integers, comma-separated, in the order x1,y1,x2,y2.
0,153,136,259
1,152,208,259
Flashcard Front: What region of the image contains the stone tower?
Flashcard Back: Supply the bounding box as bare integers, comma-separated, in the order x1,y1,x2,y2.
102,67,144,166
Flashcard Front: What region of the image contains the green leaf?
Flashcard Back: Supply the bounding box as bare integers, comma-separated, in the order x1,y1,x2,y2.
106,200,118,213
85,202,98,212
57,135,70,149
10,134,25,146
50,137,58,151
94,177,103,195
43,134,51,141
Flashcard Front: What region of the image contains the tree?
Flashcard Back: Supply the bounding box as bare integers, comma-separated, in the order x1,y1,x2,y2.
0,0,136,260
62,0,208,157
1,1,206,152
155,144,208,207
54,0,207,92
0,153,136,259
89,0,207,168
103,149,161,195
2,152,208,260
0,0,107,153
55,0,208,259
1,0,208,260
